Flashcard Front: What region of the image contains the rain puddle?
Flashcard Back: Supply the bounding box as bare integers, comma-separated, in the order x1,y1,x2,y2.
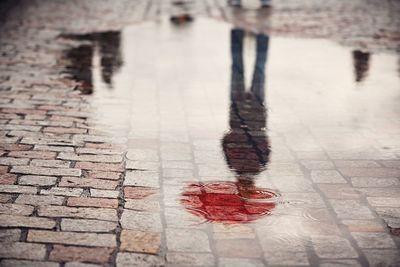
60,16,400,260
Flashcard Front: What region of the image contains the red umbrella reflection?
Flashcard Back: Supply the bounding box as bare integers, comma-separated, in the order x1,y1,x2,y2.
180,181,279,224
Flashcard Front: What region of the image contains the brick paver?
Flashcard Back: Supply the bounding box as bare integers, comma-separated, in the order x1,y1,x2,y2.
1,0,400,266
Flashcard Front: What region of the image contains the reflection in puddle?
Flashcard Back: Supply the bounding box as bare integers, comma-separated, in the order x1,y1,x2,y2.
61,31,122,94
352,50,370,83
58,16,400,258
182,27,281,224
181,181,279,224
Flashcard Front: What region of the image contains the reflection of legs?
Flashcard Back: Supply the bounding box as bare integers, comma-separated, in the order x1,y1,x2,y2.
260,0,271,7
251,34,269,102
228,0,241,7
231,29,245,98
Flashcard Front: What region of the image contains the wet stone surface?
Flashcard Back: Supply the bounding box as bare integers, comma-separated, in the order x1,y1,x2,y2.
1,0,400,266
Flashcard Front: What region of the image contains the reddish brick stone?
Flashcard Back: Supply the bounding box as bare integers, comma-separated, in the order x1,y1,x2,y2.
49,245,114,263
8,151,56,160
0,174,17,185
124,187,159,199
0,166,9,174
67,197,118,208
0,143,32,151
88,171,121,180
120,230,161,254
75,162,124,172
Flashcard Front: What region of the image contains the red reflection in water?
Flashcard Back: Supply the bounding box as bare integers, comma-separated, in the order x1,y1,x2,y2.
180,181,278,224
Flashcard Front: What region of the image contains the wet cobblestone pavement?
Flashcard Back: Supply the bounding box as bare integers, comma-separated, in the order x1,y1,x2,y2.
1,0,400,266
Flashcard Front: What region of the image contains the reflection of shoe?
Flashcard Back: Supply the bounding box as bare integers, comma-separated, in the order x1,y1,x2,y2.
170,14,194,24
260,0,271,7
228,0,241,7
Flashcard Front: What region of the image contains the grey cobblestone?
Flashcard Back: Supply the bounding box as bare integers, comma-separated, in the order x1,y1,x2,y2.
38,205,118,221
18,175,57,186
11,166,81,177
0,242,47,260
27,230,116,247
0,0,399,265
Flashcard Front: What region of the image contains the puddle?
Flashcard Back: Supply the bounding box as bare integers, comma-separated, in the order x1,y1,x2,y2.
60,16,400,256
181,181,279,224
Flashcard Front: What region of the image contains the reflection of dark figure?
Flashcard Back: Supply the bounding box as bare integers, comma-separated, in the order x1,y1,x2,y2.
352,50,370,83
222,29,270,192
98,31,123,86
62,31,122,94
64,45,94,94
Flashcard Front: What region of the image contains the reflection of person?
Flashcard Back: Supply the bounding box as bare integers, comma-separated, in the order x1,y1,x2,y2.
180,28,277,224
228,0,271,8
222,28,270,196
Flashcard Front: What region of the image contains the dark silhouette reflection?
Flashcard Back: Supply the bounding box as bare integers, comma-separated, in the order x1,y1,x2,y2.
97,31,123,85
223,29,271,196
64,45,94,94
352,50,370,83
181,28,278,224
61,31,122,94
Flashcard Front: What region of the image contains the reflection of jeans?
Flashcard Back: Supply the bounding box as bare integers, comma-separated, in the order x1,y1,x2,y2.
230,29,269,102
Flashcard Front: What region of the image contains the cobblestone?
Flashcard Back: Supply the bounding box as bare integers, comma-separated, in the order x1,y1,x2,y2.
18,175,57,186
0,174,17,185
61,218,117,233
0,204,34,216
30,159,70,168
27,230,116,247
0,229,21,242
15,194,64,206
0,0,399,265
59,177,118,190
167,253,215,266
0,242,46,260
49,245,114,263
166,228,211,252
67,197,118,208
40,187,83,197
312,236,359,258
120,230,161,254
351,232,397,249
0,185,37,194
8,151,56,160
57,152,123,163
120,210,162,232
0,214,56,229
11,166,81,177
90,189,119,199
116,252,164,267
38,206,118,221
0,260,59,267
